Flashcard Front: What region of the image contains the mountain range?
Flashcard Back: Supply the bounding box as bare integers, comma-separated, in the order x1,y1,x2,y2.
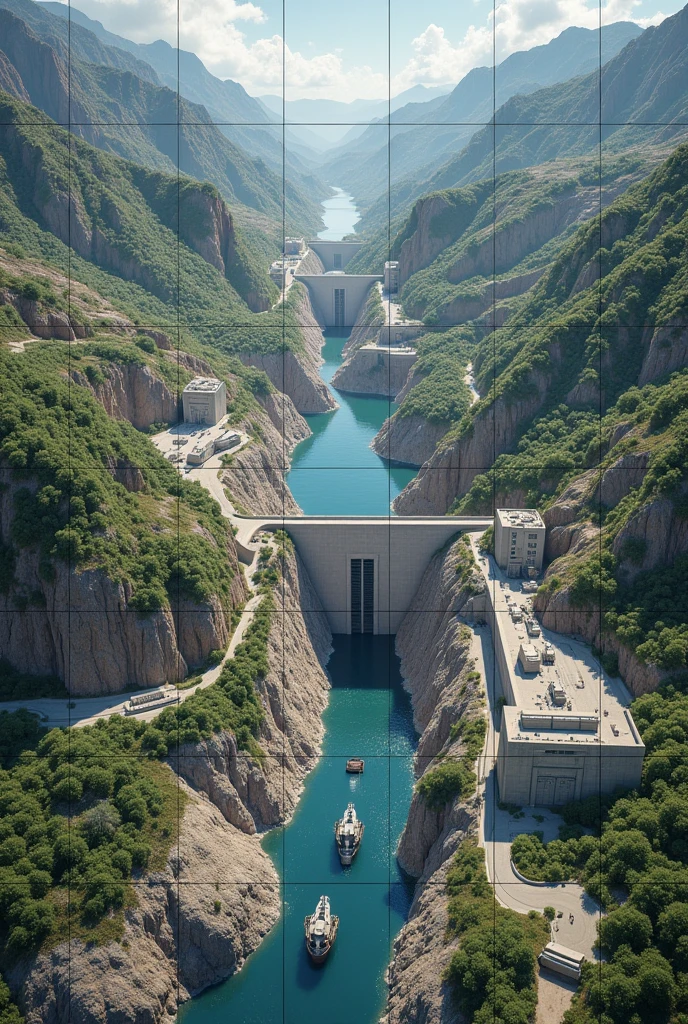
320,21,643,216
0,0,326,251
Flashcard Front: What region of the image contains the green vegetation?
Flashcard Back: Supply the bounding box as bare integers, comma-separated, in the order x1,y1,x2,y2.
449,714,487,760
0,93,305,357
445,840,549,1023
454,534,483,594
145,594,271,757
417,759,476,806
0,661,67,702
395,327,473,426
418,707,486,808
509,680,688,1024
0,346,236,615
0,713,183,955
0,975,23,1024
0,538,286,965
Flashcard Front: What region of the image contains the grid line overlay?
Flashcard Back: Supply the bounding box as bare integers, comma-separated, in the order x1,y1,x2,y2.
15,0,650,1021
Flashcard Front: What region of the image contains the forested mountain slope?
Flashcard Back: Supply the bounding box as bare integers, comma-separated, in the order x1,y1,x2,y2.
35,0,324,184
322,22,641,214
393,140,688,682
351,150,666,324
355,3,688,236
0,91,279,314
0,7,322,249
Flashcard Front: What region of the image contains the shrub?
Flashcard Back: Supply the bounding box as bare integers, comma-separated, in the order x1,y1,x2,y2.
417,761,475,808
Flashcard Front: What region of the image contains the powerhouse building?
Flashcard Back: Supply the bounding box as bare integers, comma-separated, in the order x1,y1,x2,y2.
182,378,226,425
494,508,546,577
485,528,645,805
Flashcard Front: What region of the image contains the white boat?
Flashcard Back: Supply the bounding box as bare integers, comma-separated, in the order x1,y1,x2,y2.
334,802,364,865
304,895,338,962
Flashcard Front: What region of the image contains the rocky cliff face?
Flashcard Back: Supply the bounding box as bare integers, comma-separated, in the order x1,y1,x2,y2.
383,540,484,1024
178,544,332,831
639,323,688,384
371,412,447,468
532,461,688,697
239,348,335,415
394,378,548,515
12,783,281,1024
397,194,458,286
0,285,90,341
226,391,309,515
239,285,336,415
11,546,332,1024
331,346,416,399
71,362,179,430
0,465,246,694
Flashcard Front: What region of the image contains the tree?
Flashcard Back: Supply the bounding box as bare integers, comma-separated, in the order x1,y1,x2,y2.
657,902,688,954
599,906,653,955
80,803,121,848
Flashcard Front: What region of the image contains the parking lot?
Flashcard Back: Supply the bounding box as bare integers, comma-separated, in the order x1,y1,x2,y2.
151,418,249,474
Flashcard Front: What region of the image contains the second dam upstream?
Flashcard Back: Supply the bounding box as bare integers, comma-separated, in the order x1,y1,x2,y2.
179,190,420,1024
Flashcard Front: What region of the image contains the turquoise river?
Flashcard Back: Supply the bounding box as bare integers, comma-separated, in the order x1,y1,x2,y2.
179,189,420,1024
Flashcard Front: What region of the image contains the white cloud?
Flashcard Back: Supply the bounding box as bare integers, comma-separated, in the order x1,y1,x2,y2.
391,0,675,94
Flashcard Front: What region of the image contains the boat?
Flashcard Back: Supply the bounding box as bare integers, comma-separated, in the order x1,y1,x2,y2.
346,757,365,773
334,803,364,865
304,895,339,963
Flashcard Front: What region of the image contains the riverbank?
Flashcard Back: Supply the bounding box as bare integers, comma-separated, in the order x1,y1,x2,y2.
384,537,487,1023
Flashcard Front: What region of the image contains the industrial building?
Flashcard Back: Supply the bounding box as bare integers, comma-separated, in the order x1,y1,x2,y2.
494,508,546,577
485,543,645,806
182,378,226,425
384,261,399,293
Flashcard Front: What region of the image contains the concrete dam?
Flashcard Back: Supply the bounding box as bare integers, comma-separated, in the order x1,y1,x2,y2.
235,515,492,633
296,239,381,327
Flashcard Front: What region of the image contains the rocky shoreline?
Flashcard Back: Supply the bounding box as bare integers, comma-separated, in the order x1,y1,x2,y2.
382,539,486,1024
11,545,332,1024
371,412,448,468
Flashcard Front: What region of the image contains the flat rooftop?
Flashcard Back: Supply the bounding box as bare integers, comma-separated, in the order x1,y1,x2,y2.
183,377,224,394
485,549,642,749
496,508,545,529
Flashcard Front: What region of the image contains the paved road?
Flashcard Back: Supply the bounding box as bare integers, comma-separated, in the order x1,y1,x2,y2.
466,537,600,960
4,423,269,731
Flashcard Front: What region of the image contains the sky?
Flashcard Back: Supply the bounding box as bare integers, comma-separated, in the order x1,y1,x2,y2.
55,0,682,100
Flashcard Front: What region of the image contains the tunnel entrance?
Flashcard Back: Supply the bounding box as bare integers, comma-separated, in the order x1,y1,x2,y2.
350,557,375,634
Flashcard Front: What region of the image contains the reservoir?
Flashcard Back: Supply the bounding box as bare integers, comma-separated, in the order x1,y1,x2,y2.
287,187,415,515
180,190,419,1024
317,185,360,240
285,330,416,515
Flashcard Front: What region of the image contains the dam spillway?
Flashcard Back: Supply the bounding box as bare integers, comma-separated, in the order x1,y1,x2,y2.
235,514,491,633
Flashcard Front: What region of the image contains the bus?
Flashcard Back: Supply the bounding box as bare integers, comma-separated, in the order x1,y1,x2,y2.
538,942,585,981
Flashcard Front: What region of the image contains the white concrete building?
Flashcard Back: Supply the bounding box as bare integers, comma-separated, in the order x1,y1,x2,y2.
284,237,306,255
494,509,546,577
182,378,226,425
484,555,645,806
